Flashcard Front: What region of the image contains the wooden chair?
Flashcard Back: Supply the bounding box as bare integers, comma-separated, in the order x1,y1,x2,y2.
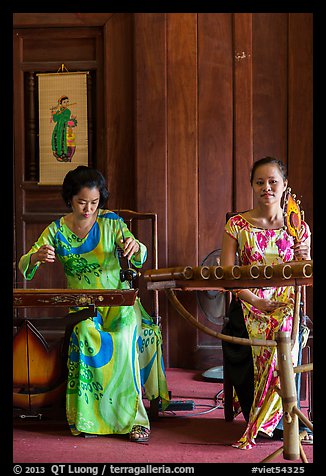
113,209,160,324
113,209,164,419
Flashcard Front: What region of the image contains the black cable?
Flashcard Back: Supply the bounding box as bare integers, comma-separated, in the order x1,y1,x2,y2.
159,390,224,418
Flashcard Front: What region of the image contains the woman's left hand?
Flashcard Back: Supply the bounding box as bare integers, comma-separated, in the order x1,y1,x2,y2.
292,240,311,260
121,238,140,260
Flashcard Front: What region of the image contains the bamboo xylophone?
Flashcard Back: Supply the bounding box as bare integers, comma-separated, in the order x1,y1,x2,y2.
144,260,313,463
144,260,313,282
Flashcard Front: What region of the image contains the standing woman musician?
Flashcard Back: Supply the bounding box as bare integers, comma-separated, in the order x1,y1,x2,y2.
221,157,311,450
19,165,169,442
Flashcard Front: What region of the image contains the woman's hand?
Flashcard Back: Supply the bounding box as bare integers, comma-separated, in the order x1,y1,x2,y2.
236,289,293,313
121,238,140,260
32,245,56,265
252,296,289,313
292,240,311,260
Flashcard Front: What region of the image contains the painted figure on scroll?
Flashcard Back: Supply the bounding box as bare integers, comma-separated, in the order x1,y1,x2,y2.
220,157,311,450
18,165,169,443
50,95,77,162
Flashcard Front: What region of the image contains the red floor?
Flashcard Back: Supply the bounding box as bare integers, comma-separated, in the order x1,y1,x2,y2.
13,368,314,465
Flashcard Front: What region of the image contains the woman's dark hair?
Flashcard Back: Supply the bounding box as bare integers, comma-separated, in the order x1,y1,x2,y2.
62,166,109,208
250,156,287,185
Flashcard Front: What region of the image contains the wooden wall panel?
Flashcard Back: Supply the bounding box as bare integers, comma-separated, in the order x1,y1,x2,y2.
103,13,135,210
13,31,26,271
198,13,233,263
233,13,254,212
197,13,233,359
252,14,288,164
167,14,198,367
24,187,67,214
22,36,97,63
287,13,313,320
287,13,313,229
135,13,167,232
13,13,114,28
134,14,169,357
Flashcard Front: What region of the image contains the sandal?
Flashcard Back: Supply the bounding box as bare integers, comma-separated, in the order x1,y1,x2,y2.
301,432,313,445
129,425,150,443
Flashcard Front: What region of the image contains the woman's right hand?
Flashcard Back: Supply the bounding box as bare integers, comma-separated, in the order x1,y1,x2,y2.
253,296,288,313
32,245,56,265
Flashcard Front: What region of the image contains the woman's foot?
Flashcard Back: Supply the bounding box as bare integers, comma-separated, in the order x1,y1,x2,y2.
129,425,150,443
301,432,313,445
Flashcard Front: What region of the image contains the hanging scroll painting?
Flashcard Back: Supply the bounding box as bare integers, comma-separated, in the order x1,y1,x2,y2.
37,72,88,185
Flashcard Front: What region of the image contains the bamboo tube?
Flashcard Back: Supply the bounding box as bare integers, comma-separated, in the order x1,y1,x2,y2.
262,430,310,463
238,264,260,279
276,331,300,460
221,265,241,280
299,443,308,464
272,263,293,279
287,260,313,278
209,265,224,279
291,286,301,346
192,266,210,280
293,407,313,432
262,265,273,279
293,363,313,374
231,264,273,279
143,266,193,282
260,446,284,463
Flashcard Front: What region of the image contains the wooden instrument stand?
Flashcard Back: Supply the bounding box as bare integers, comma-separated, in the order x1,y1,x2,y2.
13,288,138,415
144,263,313,462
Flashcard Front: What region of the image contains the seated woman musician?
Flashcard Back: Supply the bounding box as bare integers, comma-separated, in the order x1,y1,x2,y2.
19,165,169,443
220,156,311,450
